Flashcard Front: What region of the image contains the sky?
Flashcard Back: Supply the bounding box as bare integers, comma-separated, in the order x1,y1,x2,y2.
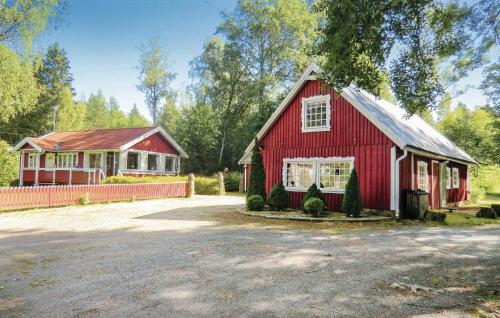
39,0,494,120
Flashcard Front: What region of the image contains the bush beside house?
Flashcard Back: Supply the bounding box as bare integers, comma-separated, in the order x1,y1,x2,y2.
341,168,363,217
247,195,265,211
300,184,325,212
247,138,266,198
224,171,240,192
304,197,325,217
267,181,288,211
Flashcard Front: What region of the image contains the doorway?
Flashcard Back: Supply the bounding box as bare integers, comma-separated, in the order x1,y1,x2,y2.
430,161,440,208
106,152,115,177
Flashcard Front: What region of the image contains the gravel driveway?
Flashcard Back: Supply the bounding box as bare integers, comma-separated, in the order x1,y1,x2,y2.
0,195,498,317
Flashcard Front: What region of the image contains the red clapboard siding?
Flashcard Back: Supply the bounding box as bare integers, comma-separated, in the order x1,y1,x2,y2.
260,80,394,211
130,132,178,154
0,182,188,211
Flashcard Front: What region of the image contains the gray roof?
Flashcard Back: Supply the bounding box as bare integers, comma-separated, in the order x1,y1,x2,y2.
239,64,476,164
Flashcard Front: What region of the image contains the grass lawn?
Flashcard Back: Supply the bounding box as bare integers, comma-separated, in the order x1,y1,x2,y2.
441,212,500,226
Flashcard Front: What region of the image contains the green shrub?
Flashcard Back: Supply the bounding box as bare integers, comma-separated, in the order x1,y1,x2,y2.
224,171,241,192
79,192,90,205
304,197,325,217
267,181,289,211
491,204,500,216
247,137,266,198
195,177,220,195
341,168,363,217
424,211,447,222
0,140,18,187
247,195,265,211
476,207,497,219
300,183,325,212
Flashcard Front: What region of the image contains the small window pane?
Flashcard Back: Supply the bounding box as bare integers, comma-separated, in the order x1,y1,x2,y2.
285,162,314,188
165,157,174,172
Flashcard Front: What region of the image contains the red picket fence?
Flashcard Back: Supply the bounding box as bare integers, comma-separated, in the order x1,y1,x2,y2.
0,182,189,211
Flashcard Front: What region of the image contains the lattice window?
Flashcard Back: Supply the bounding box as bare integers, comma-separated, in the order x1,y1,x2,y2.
285,162,314,189
417,161,428,191
319,161,352,191
57,153,77,168
452,168,459,189
301,95,331,132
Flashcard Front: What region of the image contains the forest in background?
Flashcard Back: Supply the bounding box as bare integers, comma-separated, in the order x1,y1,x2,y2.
0,0,498,202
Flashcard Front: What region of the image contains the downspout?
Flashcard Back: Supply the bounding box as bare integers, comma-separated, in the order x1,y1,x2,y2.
395,148,408,219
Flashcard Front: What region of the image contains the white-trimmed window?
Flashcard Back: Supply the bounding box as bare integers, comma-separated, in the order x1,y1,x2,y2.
319,161,353,192
285,162,315,189
57,153,77,168
127,152,139,170
165,156,174,172
283,157,354,192
417,161,428,191
88,153,103,169
452,168,459,188
147,154,159,171
445,167,451,190
26,153,37,168
301,95,331,132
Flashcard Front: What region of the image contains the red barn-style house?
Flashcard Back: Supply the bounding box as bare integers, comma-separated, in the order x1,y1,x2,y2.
239,65,476,217
12,127,188,186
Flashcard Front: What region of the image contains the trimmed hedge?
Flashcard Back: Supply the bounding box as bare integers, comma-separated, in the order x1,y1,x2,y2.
267,181,288,211
247,195,265,211
476,207,497,219
300,184,325,212
304,197,325,217
101,175,220,195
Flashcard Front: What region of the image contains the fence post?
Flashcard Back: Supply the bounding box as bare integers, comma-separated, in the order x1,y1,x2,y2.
187,173,195,198
217,172,225,196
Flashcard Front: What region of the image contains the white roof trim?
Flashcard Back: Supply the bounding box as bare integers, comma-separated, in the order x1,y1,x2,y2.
10,137,43,152
238,63,476,165
120,127,189,159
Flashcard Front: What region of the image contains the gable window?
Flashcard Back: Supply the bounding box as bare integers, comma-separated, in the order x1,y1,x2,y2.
88,153,103,169
165,156,174,172
445,167,451,190
417,161,428,191
452,168,459,189
26,153,37,168
319,161,353,192
283,157,354,192
147,154,158,171
57,153,78,168
301,95,331,132
127,152,139,170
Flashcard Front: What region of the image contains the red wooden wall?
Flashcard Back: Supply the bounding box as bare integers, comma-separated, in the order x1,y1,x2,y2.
260,80,394,211
130,132,178,154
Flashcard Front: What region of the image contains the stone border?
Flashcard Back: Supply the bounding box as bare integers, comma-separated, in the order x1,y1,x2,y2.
236,208,393,222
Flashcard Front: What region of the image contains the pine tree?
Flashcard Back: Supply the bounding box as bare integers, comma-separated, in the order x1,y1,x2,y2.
267,181,288,211
128,104,150,128
247,137,266,198
300,183,325,212
341,168,364,217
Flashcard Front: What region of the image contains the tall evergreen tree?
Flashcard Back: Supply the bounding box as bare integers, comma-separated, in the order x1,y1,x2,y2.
84,90,109,129
108,97,128,128
128,104,150,128
341,168,363,217
247,138,266,198
55,87,85,131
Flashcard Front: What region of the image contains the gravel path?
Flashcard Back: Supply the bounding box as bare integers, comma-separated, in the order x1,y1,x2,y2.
0,195,498,317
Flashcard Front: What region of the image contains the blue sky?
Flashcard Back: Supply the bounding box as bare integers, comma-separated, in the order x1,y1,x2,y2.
39,0,493,119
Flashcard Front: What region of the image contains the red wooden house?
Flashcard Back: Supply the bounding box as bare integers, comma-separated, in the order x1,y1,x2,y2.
12,127,188,186
239,65,476,216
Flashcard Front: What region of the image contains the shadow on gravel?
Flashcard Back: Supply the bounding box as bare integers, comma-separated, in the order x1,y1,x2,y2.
0,204,498,318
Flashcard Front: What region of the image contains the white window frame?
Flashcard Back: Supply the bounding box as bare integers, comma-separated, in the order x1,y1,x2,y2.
147,153,159,171
164,155,176,172
282,157,354,193
417,161,428,191
452,167,459,189
445,167,451,190
86,152,104,169
45,153,55,169
126,151,140,170
301,94,331,133
56,152,78,168
26,153,37,169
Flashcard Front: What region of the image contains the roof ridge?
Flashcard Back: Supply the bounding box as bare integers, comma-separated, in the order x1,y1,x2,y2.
41,126,155,134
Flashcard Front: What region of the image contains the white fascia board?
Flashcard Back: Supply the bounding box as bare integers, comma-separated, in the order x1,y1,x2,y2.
10,138,43,152
120,127,189,159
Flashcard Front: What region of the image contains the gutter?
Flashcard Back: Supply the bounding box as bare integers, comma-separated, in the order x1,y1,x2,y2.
395,148,409,219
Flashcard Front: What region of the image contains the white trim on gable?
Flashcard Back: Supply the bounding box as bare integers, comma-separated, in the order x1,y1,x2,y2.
10,137,43,153
119,127,189,159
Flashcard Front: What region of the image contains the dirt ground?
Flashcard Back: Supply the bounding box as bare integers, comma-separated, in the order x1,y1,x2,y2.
0,195,498,317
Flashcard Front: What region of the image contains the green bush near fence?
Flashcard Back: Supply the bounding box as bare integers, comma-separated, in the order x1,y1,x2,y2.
101,175,220,195
224,171,240,192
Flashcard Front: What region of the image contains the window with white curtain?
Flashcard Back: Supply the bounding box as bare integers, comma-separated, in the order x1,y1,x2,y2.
57,153,77,168
417,161,428,191
285,162,315,189
452,168,459,188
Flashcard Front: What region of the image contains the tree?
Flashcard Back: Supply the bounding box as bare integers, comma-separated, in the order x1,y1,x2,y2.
341,168,363,217
107,97,128,128
175,103,219,173
0,44,40,142
267,181,289,211
55,87,85,131
0,0,65,52
218,0,318,121
0,139,18,186
300,183,326,212
128,104,150,128
136,37,175,125
158,95,180,134
314,0,498,115
247,138,266,198
480,62,499,113
84,91,109,129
